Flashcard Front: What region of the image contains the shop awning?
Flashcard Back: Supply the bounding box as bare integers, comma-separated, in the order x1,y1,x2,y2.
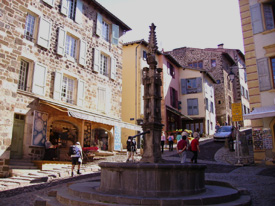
39,98,142,131
166,106,193,120
243,105,275,120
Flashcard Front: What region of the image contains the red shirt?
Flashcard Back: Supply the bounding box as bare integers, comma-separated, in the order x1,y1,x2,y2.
177,139,187,150
191,138,199,151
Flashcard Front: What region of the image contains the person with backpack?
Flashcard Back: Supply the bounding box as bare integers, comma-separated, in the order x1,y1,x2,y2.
176,135,187,163
126,136,136,162
69,141,83,177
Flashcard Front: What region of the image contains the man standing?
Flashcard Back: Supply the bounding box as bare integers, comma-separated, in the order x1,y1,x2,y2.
70,142,83,177
191,136,200,163
176,136,187,163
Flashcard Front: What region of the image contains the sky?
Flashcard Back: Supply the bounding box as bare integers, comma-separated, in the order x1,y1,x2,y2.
96,0,245,53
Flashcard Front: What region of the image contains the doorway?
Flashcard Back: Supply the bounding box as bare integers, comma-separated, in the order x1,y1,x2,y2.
11,114,25,159
92,128,109,151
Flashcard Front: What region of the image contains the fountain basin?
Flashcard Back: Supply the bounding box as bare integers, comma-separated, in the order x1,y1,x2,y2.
98,162,206,197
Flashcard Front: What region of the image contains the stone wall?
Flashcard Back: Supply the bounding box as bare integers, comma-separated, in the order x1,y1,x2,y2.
0,0,125,177
169,47,235,125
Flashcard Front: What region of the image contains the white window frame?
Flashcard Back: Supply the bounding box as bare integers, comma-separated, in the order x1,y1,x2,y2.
61,75,76,104
23,7,52,49
53,70,85,106
96,12,120,45
93,48,117,80
18,59,30,91
61,0,83,24
57,27,86,66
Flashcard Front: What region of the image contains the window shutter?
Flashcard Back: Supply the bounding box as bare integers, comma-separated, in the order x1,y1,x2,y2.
37,17,51,49
61,0,69,16
110,57,116,80
43,0,55,7
257,58,272,91
57,27,66,56
187,99,192,115
112,24,119,45
196,77,202,93
98,87,106,112
53,71,63,100
79,40,87,66
93,48,100,72
175,90,178,110
75,0,83,24
106,88,111,113
32,63,47,96
181,79,187,94
77,79,85,106
263,4,275,30
96,13,102,36
170,87,173,107
193,99,199,115
250,3,264,34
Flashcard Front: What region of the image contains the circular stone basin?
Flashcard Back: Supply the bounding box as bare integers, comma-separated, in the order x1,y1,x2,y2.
98,162,206,197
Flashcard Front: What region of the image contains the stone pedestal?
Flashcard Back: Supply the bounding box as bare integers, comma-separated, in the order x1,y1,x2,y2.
99,162,206,197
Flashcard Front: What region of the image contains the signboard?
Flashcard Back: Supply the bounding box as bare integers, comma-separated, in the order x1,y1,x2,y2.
114,126,121,151
232,103,243,122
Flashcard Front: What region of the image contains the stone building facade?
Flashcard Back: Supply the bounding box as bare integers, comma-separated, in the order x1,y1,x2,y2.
0,0,134,177
168,45,250,128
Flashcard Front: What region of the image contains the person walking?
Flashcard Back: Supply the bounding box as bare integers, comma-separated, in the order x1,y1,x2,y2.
190,136,200,163
176,135,187,163
126,136,136,162
70,141,83,177
161,131,166,153
168,133,174,151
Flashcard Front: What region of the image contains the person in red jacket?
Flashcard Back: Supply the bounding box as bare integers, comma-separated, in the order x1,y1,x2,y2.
190,136,200,163
176,135,187,163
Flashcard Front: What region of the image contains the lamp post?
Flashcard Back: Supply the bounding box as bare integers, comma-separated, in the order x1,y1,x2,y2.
228,66,245,166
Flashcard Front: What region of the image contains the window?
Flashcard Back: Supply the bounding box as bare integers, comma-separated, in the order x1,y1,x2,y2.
218,100,221,104
68,0,77,20
181,78,202,94
102,21,110,42
18,60,29,91
167,62,175,78
53,71,85,106
96,13,119,45
210,101,214,113
228,80,231,90
205,98,209,111
216,79,221,84
170,87,178,109
57,27,87,66
250,2,275,33
61,76,75,104
143,50,147,60
188,61,203,68
18,59,47,95
24,13,36,42
211,59,216,67
23,8,51,49
271,57,275,87
100,53,108,76
65,34,77,59
187,98,199,115
61,0,82,24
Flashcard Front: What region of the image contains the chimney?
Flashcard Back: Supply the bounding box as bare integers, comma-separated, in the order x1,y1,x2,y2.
218,43,224,49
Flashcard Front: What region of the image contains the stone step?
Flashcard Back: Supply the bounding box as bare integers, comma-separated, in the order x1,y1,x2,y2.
46,179,250,206
9,168,41,176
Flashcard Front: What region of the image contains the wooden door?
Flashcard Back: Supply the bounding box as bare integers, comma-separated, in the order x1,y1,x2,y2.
11,115,25,159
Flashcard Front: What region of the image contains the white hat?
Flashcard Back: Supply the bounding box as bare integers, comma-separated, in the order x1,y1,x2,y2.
76,142,80,145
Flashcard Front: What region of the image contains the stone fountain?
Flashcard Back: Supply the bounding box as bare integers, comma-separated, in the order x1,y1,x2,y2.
40,24,251,206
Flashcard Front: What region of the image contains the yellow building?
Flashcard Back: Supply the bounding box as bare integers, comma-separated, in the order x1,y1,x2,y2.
239,0,275,165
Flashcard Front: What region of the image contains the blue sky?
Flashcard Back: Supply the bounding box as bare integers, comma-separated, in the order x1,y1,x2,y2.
96,0,245,53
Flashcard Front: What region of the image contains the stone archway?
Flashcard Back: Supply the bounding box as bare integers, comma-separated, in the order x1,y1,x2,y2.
49,120,78,161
